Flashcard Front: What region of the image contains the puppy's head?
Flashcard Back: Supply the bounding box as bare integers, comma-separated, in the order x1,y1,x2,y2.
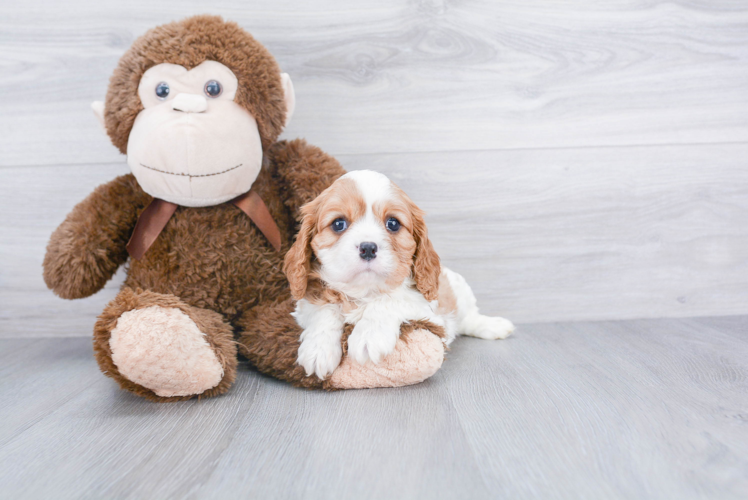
283,170,440,301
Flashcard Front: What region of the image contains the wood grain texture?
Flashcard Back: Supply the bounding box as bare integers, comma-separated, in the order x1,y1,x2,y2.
0,315,746,499
0,163,128,337
343,143,748,323
2,142,746,336
0,0,747,166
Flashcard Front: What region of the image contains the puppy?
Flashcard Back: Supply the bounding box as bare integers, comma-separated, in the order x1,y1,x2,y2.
283,170,515,380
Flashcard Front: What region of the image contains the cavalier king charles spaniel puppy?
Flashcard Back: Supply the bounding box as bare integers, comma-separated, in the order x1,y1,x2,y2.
283,170,514,380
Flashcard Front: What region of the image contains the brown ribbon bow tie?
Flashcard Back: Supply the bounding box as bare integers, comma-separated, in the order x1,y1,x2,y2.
126,190,282,260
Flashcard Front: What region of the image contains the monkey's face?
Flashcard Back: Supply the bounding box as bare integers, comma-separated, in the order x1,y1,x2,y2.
125,61,265,207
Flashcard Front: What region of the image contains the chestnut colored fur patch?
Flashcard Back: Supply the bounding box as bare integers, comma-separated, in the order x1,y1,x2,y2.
313,177,367,233
436,270,458,316
303,273,360,312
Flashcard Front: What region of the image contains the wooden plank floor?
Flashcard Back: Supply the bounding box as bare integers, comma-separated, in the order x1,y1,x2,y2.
1,315,746,499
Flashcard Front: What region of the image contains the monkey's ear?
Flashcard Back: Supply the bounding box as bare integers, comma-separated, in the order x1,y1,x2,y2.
280,73,295,128
91,101,106,130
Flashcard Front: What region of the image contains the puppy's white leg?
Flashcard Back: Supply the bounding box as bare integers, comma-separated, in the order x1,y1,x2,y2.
442,267,515,340
293,299,345,379
347,282,446,364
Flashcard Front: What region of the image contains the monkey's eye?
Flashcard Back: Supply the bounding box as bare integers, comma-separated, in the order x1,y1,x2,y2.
386,217,401,232
204,80,223,98
155,82,170,100
331,218,348,233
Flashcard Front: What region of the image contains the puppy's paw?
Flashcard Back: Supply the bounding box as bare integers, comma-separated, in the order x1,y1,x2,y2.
297,331,343,380
347,320,400,365
464,315,515,340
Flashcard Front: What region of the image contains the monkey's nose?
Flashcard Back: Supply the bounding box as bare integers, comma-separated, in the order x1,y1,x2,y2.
359,242,377,261
172,93,208,113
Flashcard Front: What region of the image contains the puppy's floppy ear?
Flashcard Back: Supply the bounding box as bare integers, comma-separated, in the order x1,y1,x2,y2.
411,205,441,301
283,202,318,300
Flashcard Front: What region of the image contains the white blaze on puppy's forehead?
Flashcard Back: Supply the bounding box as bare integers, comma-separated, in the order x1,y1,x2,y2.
340,170,393,206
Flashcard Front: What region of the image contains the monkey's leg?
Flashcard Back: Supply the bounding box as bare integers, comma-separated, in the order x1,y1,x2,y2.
94,288,237,402
235,298,325,389
236,298,445,390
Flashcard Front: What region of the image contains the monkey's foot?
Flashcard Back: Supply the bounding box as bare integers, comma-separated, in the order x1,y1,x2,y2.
95,288,237,401
329,328,445,389
109,306,224,397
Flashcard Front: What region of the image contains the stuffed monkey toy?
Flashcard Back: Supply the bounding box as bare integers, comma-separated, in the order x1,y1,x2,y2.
43,15,445,401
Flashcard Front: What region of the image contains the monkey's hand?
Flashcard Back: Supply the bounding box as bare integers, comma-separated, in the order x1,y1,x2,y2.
43,174,148,299
268,138,346,217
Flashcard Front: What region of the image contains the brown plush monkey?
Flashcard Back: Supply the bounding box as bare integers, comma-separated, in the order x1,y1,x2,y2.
43,15,445,401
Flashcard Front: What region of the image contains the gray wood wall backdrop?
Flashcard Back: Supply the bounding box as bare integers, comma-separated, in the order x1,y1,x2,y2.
1,0,747,337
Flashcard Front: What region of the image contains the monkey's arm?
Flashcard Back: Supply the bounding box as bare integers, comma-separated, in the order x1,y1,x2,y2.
43,174,149,299
268,139,346,216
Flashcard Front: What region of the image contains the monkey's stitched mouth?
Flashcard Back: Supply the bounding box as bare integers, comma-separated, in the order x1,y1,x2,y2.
139,163,243,178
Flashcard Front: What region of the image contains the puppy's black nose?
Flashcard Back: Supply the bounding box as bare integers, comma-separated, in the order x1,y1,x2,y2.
359,242,377,261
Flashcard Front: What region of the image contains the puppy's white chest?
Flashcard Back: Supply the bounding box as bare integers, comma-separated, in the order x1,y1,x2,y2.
341,287,439,327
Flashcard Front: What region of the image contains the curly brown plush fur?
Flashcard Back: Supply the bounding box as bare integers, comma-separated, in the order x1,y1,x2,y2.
42,174,145,299
236,298,326,390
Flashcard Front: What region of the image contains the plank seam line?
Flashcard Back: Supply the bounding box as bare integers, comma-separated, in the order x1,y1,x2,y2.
2,140,748,169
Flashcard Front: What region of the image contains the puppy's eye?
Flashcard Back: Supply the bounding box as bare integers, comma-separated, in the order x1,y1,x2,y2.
331,218,348,233
204,80,223,98
386,217,401,232
155,82,170,100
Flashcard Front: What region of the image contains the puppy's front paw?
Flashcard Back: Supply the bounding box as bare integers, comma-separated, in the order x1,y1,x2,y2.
297,331,343,380
347,320,399,365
